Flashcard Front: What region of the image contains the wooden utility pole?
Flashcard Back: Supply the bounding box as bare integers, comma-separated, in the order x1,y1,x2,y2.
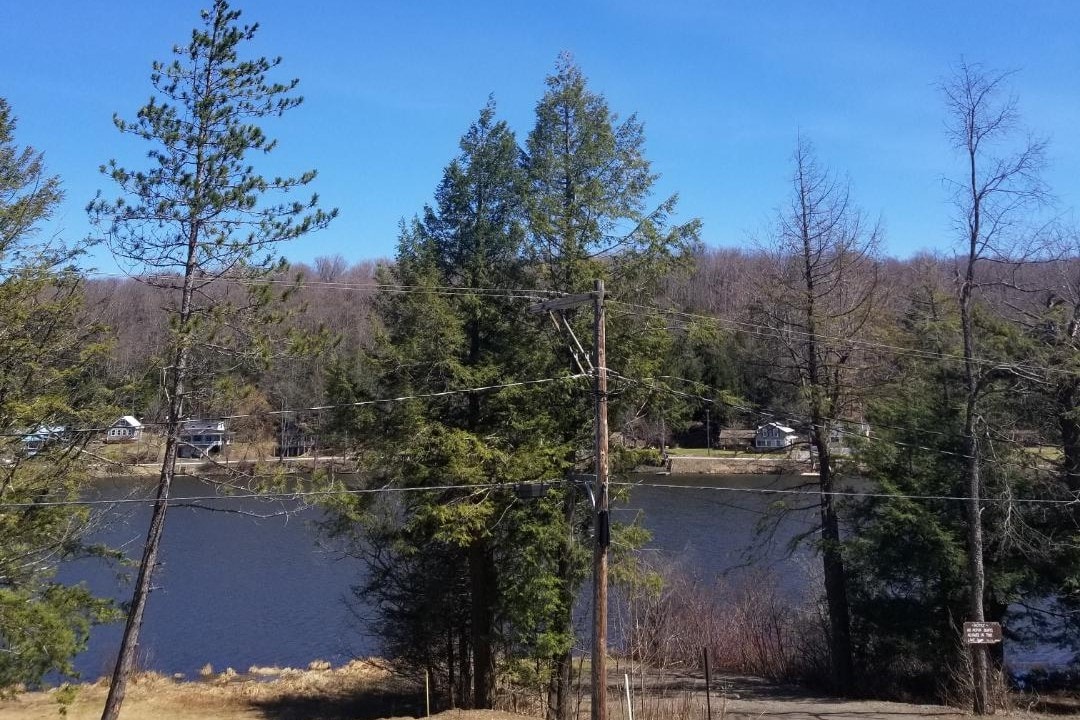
529,279,609,720
592,278,609,720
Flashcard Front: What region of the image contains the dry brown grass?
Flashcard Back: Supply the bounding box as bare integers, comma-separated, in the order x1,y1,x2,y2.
0,660,408,720
2,662,1047,720
90,435,166,465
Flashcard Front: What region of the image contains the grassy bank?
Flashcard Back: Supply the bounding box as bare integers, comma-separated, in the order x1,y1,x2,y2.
83,436,355,479
0,661,424,720
4,661,1054,720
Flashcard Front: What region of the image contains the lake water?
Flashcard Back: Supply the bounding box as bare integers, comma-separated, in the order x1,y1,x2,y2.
56,473,1067,679
58,476,371,678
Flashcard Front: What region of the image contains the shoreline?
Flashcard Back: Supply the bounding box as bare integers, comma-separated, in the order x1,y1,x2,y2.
637,453,813,475
91,454,812,479
87,454,357,479
5,660,1066,720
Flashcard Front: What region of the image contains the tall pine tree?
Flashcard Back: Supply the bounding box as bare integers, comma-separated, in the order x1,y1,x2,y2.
89,3,334,717
326,102,574,709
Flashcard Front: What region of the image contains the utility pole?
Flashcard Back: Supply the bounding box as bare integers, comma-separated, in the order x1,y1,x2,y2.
706,409,711,455
592,278,609,720
529,279,609,720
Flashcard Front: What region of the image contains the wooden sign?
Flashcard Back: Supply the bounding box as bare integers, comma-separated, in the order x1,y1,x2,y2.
963,621,1002,644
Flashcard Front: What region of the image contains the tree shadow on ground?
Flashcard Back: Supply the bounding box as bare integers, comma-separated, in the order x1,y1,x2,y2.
630,669,827,701
250,686,424,720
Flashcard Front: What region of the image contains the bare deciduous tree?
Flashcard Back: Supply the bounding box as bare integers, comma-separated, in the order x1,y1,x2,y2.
757,136,882,693
942,60,1047,715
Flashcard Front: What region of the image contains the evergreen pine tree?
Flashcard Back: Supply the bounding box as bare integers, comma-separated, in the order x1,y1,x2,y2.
88,3,334,717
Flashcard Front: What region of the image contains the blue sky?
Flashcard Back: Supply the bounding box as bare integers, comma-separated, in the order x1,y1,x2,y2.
3,1,1079,272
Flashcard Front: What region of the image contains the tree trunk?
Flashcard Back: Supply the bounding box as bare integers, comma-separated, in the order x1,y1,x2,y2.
1057,383,1080,493
101,215,202,720
447,631,457,708
458,625,472,708
99,411,181,720
469,539,496,708
963,423,990,714
960,250,991,715
815,433,854,693
548,649,572,720
548,484,576,720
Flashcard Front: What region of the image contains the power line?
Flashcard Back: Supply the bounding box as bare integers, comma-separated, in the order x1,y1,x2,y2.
606,370,1059,468
80,271,1080,376
0,481,518,510
2,474,1076,511
609,299,1079,379
610,480,1080,506
649,372,954,440
84,271,566,301
0,374,589,438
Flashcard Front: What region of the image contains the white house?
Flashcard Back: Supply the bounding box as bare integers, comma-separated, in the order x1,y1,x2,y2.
105,415,144,443
755,422,799,450
177,419,229,458
22,425,66,456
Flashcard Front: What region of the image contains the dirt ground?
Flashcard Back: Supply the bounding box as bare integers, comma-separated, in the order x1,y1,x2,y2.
0,662,1071,720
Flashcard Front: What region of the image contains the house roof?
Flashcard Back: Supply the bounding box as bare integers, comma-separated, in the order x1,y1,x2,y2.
180,419,226,433
718,429,756,440
115,415,143,428
23,425,66,442
758,422,795,434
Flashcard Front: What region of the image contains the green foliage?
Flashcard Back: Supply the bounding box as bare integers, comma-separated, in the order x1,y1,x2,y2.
611,445,662,471
53,682,79,716
525,54,701,459
325,65,701,707
324,101,565,707
843,270,1078,699
88,0,336,416
91,0,335,268
0,586,117,691
0,98,119,690
525,53,700,292
846,386,972,697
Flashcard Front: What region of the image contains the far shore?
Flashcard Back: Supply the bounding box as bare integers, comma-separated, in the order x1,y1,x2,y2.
638,451,812,476
85,452,357,479
88,449,812,479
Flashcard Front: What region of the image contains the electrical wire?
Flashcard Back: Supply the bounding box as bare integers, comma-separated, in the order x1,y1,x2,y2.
0,481,518,510
84,270,567,300
1,474,1076,511
605,369,1064,470
608,299,1080,379
0,374,589,437
610,480,1080,506
82,271,1078,377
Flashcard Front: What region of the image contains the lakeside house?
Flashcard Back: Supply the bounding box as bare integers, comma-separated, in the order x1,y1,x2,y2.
717,428,757,450
177,419,230,458
21,425,67,456
755,422,799,450
105,415,144,443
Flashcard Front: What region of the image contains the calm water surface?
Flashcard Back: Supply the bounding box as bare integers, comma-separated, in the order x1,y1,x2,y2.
58,475,370,678
58,473,1065,678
